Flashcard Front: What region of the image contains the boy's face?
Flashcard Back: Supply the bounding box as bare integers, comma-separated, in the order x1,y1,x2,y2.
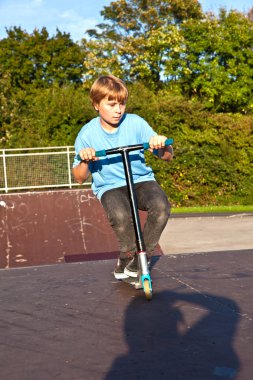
94,96,126,130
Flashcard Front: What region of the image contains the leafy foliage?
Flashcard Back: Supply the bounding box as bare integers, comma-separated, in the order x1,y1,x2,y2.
172,10,253,112
82,0,202,87
0,27,84,89
1,85,95,148
127,84,253,206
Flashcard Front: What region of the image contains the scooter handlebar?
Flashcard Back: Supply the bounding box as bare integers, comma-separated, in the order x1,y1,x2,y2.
77,138,174,160
95,138,174,157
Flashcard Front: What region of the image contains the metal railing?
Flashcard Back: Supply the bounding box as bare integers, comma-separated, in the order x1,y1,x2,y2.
0,146,91,193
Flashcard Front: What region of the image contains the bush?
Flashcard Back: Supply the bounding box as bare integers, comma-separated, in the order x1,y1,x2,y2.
127,84,253,206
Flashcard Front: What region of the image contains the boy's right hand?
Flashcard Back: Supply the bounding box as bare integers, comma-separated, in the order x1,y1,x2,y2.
78,148,99,162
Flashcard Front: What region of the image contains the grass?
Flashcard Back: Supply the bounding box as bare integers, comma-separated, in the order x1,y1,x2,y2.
171,205,253,214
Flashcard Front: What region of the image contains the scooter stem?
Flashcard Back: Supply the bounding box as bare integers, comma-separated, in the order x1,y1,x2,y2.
121,150,146,253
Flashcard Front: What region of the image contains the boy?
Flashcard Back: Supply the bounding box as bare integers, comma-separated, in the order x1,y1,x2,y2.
72,75,173,280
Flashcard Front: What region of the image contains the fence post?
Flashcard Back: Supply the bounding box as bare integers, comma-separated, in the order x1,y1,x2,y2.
2,150,8,193
67,146,72,189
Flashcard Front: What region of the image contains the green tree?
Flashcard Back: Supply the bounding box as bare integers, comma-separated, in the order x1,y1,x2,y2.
170,9,253,112
0,27,84,89
0,27,86,146
82,0,203,87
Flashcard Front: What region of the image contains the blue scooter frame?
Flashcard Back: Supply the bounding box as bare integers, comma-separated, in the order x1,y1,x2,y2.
95,138,173,300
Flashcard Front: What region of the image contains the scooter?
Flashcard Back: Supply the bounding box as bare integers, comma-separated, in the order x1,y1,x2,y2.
94,138,174,300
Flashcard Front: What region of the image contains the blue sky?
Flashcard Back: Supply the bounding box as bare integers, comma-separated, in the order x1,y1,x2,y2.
0,0,252,42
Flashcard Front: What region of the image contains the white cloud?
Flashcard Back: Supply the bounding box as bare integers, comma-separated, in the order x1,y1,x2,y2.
0,0,104,41
60,10,78,20
32,0,44,5
56,9,99,41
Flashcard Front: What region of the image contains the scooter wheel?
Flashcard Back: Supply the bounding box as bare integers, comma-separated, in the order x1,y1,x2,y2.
143,279,152,300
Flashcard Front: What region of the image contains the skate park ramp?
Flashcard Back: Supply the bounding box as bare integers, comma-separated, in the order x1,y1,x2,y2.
0,190,162,269
0,210,253,379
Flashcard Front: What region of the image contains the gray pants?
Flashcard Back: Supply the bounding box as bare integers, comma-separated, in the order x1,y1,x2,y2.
101,181,170,259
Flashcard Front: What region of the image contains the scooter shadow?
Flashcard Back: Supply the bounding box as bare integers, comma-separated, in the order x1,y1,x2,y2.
149,254,161,271
103,287,240,380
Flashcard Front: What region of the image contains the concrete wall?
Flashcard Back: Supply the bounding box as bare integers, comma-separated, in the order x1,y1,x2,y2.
0,189,161,269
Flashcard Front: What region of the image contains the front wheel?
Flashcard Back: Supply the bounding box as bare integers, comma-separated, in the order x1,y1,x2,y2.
143,279,152,300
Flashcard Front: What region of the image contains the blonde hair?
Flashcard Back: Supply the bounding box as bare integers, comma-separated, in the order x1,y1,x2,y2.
90,75,128,106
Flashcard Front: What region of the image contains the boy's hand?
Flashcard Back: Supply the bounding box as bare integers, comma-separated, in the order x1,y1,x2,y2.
78,147,99,162
148,135,167,151
149,135,173,161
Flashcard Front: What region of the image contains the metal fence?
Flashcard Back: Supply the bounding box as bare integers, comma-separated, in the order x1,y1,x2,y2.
0,146,91,193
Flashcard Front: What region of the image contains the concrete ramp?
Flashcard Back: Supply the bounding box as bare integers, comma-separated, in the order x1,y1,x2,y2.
0,189,162,269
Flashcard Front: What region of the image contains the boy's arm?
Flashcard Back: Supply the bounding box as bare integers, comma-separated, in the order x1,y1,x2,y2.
72,147,98,184
72,161,90,184
149,135,173,161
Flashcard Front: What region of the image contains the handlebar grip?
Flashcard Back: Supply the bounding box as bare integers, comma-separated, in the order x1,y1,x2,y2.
143,137,174,150
95,149,106,157
76,150,106,161
165,138,174,146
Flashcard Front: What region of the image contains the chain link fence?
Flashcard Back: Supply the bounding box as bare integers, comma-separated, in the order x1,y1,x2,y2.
0,146,91,193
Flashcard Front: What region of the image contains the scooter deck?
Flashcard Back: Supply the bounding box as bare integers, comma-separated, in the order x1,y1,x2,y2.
122,277,143,289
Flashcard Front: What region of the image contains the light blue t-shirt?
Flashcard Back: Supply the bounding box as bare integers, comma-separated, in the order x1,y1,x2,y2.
73,113,157,200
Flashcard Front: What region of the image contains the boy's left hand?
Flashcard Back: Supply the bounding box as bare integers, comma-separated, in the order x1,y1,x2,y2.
149,135,173,161
148,135,167,150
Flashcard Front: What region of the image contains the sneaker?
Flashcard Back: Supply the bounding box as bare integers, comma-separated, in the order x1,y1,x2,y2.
114,258,131,280
124,255,138,278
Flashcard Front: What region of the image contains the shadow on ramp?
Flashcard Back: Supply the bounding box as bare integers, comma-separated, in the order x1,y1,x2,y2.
104,289,240,380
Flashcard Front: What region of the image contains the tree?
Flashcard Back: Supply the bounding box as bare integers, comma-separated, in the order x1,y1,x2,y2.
82,1,253,112
0,27,84,89
0,27,87,146
170,9,253,112
81,0,203,87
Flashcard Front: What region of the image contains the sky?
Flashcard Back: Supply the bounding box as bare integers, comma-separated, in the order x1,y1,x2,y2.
0,0,252,42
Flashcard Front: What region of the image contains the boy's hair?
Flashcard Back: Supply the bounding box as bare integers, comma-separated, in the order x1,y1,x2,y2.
90,75,128,105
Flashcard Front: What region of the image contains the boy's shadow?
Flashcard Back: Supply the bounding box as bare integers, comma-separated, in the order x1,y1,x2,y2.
104,288,240,380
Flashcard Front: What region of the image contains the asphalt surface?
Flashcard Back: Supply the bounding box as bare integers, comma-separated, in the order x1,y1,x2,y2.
0,214,252,380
